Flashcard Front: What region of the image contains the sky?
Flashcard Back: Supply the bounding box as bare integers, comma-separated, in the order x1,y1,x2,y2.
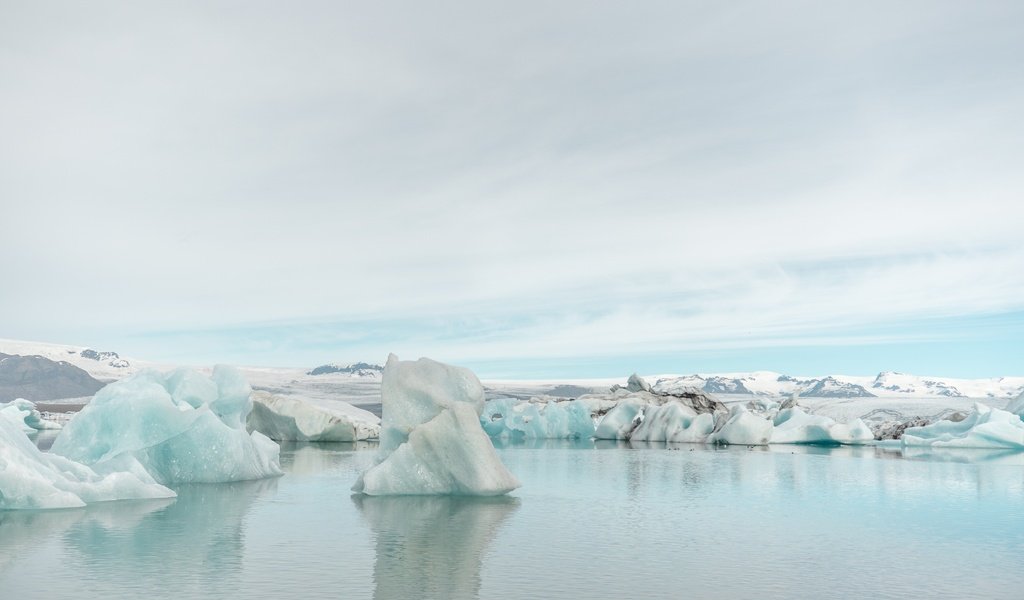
2,1,1023,378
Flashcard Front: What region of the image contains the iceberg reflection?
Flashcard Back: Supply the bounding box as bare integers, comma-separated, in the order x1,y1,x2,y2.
353,494,520,600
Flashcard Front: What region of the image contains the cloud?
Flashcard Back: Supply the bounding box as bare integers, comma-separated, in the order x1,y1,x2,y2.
1,1,1022,373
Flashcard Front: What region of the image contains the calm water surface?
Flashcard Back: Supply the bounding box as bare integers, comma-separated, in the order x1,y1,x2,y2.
3,441,1024,599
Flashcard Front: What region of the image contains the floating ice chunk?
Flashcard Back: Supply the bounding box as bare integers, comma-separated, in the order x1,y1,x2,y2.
593,399,646,440
353,355,519,496
1005,390,1024,417
0,416,174,510
481,398,595,440
0,398,62,432
248,391,381,442
901,403,1024,449
707,405,774,445
770,408,874,445
51,367,282,484
629,402,716,443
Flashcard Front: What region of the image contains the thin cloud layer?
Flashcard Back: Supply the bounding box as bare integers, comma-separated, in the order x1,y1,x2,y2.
2,1,1022,374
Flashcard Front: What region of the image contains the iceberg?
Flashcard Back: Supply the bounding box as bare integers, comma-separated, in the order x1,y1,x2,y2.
248,391,380,442
629,402,716,443
1005,390,1024,416
0,398,62,432
0,416,174,510
900,403,1024,449
707,405,774,445
51,367,282,484
770,407,874,445
593,399,646,440
352,355,520,496
481,398,595,440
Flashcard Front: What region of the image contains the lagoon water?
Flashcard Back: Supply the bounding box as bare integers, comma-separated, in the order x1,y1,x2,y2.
3,441,1024,599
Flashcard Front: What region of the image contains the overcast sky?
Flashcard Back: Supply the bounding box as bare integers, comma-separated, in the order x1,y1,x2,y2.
2,1,1023,377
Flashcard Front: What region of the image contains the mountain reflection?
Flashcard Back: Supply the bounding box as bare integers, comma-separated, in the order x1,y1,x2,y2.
353,494,520,600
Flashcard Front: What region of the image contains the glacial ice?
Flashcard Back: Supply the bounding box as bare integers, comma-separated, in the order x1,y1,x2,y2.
352,355,520,496
248,391,381,442
0,398,62,432
481,398,595,440
900,403,1024,449
770,407,874,445
0,415,174,510
593,399,646,440
629,402,716,443
1005,390,1024,417
707,405,774,445
51,367,282,484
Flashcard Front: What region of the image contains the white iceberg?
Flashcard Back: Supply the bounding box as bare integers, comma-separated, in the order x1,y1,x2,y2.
248,391,381,442
629,402,716,443
0,398,62,432
51,366,282,484
707,405,774,445
352,355,520,496
481,398,594,440
1005,390,1024,417
593,399,646,440
900,403,1024,449
0,416,174,510
770,407,874,445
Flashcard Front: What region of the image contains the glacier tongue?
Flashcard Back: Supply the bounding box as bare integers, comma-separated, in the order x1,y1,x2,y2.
51,366,282,484
353,355,519,496
0,415,174,510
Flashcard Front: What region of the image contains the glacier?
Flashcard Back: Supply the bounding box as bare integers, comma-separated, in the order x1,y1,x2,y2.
352,355,520,496
0,398,62,433
248,391,381,442
0,415,174,510
51,367,282,484
481,398,595,440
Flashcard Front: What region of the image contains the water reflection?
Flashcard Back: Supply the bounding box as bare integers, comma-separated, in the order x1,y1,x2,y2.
0,498,173,575
1,478,277,596
353,494,520,600
279,440,378,474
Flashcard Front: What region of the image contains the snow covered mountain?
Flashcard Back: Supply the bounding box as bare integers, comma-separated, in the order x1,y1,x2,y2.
307,362,383,377
0,339,143,381
1,338,1021,401
652,371,1024,399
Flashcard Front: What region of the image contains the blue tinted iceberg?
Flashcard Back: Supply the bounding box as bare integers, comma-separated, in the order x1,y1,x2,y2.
900,403,1024,449
352,355,519,496
481,398,595,440
0,398,62,432
51,367,282,484
248,391,381,442
0,416,174,510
